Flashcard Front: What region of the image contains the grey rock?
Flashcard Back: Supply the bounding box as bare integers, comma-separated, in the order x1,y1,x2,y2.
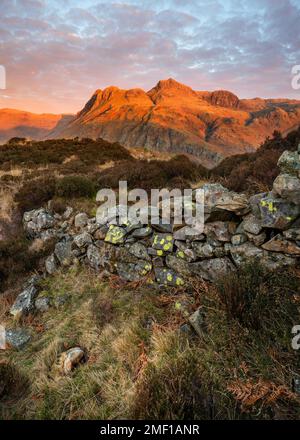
131,226,152,238
166,254,192,276
73,231,93,248
283,228,300,241
204,221,236,242
152,232,174,253
35,296,51,312
74,212,89,228
10,285,38,317
242,213,263,235
55,240,73,266
87,242,116,272
231,233,248,246
116,260,152,281
188,308,205,337
104,224,127,244
255,193,300,229
128,242,151,261
45,253,58,275
277,150,300,176
62,206,73,220
229,242,263,266
154,267,184,287
5,328,31,350
189,257,235,282
246,231,266,246
192,242,214,258
273,173,300,204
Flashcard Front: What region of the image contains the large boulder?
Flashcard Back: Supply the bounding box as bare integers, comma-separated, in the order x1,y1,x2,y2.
252,193,300,229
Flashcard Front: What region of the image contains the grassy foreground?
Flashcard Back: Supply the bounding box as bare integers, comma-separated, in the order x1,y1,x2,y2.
1,262,300,420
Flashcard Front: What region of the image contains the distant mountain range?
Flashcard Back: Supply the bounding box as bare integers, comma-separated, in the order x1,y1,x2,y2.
1,78,300,167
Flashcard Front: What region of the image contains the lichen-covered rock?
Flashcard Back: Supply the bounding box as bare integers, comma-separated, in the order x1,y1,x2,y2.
166,254,192,276
130,225,152,238
154,267,184,286
174,241,197,262
73,231,93,248
54,239,73,266
104,224,127,244
272,173,300,204
277,150,300,176
45,253,58,275
256,194,300,229
5,328,31,350
262,234,300,255
74,212,89,228
189,257,235,282
116,260,152,281
152,232,174,253
10,285,38,317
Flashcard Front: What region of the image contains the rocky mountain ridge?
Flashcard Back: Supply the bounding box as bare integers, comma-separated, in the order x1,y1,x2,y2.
1,79,300,168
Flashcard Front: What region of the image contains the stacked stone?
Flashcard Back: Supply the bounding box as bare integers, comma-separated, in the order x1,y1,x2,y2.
13,148,300,319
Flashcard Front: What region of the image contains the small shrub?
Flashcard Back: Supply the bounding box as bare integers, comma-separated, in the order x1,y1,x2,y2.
55,175,96,198
15,176,56,212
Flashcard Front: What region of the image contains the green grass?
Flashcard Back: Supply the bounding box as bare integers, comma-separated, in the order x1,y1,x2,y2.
1,263,300,420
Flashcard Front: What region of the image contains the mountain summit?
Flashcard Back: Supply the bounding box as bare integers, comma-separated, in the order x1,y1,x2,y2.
1,79,300,167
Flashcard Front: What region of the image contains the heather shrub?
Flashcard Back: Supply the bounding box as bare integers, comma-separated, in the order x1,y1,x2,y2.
55,175,96,198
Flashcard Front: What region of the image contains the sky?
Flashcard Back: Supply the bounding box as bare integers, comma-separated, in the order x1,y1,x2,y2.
0,0,300,114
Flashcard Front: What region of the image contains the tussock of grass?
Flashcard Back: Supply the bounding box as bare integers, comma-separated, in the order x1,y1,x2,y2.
1,262,299,420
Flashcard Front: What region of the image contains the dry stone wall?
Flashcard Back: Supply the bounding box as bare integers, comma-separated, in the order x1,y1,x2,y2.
10,148,300,320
